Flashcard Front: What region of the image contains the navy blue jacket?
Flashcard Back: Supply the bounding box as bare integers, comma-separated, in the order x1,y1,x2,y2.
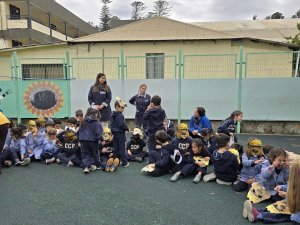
110,111,128,134
88,85,112,121
129,93,151,114
217,118,236,135
99,141,114,159
154,143,172,169
126,138,146,154
199,135,217,155
171,137,193,156
143,107,166,132
165,119,175,138
212,150,239,182
78,116,103,142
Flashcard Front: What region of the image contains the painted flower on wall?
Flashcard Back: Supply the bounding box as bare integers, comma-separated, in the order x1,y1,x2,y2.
23,81,64,117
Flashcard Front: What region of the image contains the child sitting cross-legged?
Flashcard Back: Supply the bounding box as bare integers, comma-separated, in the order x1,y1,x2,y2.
203,133,239,185
145,130,172,177
170,138,210,183
126,128,147,162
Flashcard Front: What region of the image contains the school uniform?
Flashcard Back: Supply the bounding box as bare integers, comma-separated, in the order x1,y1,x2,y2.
165,119,175,139
180,149,211,177
78,116,103,168
217,118,236,136
129,93,151,128
110,111,129,166
56,132,82,167
199,135,217,155
148,143,172,177
189,115,212,138
99,140,114,169
40,138,57,160
171,137,193,171
1,137,29,164
88,86,112,122
143,107,166,152
126,138,147,161
259,160,289,200
26,130,46,160
212,150,239,182
233,154,264,192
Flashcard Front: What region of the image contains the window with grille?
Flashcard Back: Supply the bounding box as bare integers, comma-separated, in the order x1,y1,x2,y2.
146,53,164,79
21,64,65,79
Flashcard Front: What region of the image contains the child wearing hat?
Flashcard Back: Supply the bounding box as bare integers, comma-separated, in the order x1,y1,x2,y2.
110,97,129,167
126,128,147,162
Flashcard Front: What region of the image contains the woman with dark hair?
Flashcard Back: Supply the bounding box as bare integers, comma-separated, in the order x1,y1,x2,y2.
88,73,112,128
189,107,212,139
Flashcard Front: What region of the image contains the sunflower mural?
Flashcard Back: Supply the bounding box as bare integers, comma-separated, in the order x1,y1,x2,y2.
23,81,64,117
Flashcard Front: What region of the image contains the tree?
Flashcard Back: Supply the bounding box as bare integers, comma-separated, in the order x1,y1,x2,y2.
252,15,258,20
265,12,284,19
131,1,147,20
88,21,100,31
100,0,112,31
291,10,300,18
152,0,172,17
286,23,300,45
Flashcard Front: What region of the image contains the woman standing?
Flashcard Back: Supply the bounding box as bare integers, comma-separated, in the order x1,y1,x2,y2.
88,73,112,128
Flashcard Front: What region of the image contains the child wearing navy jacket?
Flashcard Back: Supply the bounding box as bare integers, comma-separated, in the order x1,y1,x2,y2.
129,84,151,129
199,128,216,155
147,130,172,177
203,133,239,185
217,110,243,142
126,128,147,162
170,138,211,183
110,97,129,167
143,95,166,152
78,108,103,173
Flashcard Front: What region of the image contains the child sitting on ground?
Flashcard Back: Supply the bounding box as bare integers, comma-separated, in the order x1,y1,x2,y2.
170,138,210,183
233,138,264,192
198,128,216,155
203,133,239,185
41,128,58,164
53,118,64,134
243,159,300,224
99,128,119,172
65,117,78,133
146,130,172,177
126,128,147,162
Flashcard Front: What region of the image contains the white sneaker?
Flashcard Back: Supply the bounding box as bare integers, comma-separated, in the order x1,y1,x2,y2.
56,158,61,164
170,173,180,182
203,172,216,182
216,179,232,185
83,167,90,173
20,158,31,166
67,161,74,167
89,165,97,171
193,174,202,183
46,157,55,164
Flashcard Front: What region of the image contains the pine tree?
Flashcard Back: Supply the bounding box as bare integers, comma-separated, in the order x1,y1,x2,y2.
100,0,112,31
131,1,147,20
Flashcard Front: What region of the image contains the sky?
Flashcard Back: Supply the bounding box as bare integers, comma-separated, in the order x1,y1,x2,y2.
56,0,299,25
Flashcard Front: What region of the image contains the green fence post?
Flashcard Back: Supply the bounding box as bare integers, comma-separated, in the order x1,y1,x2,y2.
237,46,244,133
12,51,21,124
120,49,125,101
65,50,72,117
177,49,183,123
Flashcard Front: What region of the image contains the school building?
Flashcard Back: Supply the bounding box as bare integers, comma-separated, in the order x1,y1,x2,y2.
0,16,300,133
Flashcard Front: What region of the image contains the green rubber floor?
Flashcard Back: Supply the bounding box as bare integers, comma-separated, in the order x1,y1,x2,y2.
0,134,298,225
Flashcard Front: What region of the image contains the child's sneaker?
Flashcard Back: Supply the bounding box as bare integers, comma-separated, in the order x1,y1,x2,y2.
122,162,130,168
110,158,120,172
46,157,55,164
243,200,258,222
83,167,90,174
193,174,202,183
170,173,180,182
56,158,61,164
20,158,31,166
203,172,216,182
89,165,97,172
105,158,114,172
67,161,74,167
15,160,21,166
216,179,232,186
